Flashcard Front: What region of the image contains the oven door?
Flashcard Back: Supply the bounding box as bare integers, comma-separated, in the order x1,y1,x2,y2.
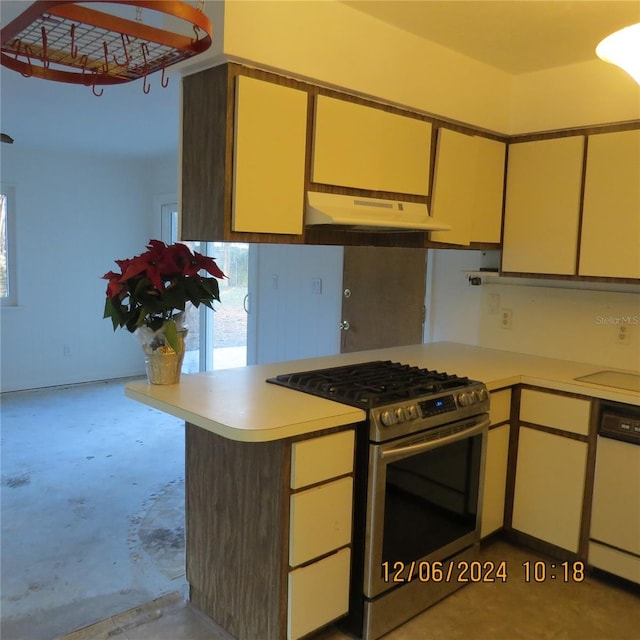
364,415,489,598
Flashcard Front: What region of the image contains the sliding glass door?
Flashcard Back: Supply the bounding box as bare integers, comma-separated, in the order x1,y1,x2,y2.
161,204,250,371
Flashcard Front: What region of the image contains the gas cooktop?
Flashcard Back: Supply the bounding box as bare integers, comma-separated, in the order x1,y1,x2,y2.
266,360,475,408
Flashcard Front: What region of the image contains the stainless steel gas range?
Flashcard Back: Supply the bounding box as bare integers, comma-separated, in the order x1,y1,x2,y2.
268,360,490,640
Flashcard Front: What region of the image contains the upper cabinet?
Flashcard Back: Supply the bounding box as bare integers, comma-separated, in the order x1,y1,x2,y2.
430,128,505,246
501,136,584,275
311,95,432,195
181,66,308,242
578,129,640,279
232,75,308,235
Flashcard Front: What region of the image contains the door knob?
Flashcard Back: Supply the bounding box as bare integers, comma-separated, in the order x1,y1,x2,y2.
339,320,350,331
343,288,352,298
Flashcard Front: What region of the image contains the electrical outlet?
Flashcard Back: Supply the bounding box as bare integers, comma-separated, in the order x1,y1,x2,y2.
63,344,71,357
501,309,513,330
311,278,322,294
616,324,631,345
271,274,279,290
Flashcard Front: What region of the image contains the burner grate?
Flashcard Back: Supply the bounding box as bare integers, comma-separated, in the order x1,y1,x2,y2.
267,361,470,408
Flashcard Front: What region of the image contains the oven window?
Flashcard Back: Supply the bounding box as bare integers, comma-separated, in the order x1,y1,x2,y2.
381,433,482,564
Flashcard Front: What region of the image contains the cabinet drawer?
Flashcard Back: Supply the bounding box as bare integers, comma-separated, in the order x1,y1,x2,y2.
289,477,353,567
288,548,351,640
291,430,355,489
519,389,590,436
489,389,511,425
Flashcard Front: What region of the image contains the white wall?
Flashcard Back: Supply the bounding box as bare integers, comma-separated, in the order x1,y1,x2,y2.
429,250,640,372
0,147,173,392
221,0,512,134
218,0,639,135
252,244,343,364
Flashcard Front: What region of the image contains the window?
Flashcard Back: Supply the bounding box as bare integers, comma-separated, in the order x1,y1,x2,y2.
0,185,16,306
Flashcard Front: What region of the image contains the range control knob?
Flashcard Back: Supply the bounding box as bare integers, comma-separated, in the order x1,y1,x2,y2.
406,404,419,420
477,388,488,402
380,409,397,427
395,407,408,423
458,392,472,407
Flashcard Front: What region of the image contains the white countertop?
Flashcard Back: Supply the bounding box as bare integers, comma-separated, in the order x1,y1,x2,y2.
125,342,640,442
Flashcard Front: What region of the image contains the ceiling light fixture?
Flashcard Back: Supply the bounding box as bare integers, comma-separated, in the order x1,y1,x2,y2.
596,23,640,85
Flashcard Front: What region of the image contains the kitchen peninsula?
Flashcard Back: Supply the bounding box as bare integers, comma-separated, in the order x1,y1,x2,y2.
125,342,640,640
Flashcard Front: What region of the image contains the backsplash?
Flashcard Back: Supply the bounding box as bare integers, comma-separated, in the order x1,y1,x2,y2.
429,250,640,372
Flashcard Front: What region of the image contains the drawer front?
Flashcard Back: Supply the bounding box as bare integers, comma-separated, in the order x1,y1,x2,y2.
288,548,351,640
291,430,355,489
519,389,590,436
489,389,511,425
589,541,640,584
289,477,353,567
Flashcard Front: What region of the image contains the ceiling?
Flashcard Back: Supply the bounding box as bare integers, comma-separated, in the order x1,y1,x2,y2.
1,1,639,157
343,1,640,75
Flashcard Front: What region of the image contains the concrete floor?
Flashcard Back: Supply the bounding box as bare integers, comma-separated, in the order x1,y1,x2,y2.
1,379,187,640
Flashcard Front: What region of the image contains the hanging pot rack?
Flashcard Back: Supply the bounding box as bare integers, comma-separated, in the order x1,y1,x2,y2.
0,1,212,92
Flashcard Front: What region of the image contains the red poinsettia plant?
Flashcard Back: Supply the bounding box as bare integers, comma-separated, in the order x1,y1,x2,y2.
102,240,225,352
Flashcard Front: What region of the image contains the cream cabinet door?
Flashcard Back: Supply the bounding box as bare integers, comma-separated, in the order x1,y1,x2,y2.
289,477,353,567
232,75,308,234
288,548,351,640
481,423,510,538
471,136,506,244
512,427,587,552
430,130,506,245
481,389,511,538
312,95,432,195
290,430,355,489
578,129,640,279
430,128,478,245
502,136,584,274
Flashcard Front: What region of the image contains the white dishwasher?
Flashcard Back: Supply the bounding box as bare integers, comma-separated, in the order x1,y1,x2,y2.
589,402,640,584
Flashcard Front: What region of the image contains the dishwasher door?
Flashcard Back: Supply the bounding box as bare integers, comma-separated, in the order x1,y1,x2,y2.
589,434,640,583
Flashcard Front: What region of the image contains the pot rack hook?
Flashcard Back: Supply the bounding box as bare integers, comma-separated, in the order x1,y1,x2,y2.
160,64,169,88
40,26,50,69
91,70,103,97
113,33,130,67
18,42,33,77
141,43,151,94
102,41,110,74
70,23,78,58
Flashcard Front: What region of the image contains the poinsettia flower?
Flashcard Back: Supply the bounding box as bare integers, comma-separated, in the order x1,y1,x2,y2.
102,239,226,337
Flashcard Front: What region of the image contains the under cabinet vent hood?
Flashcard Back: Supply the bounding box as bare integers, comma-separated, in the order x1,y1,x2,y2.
305,191,451,232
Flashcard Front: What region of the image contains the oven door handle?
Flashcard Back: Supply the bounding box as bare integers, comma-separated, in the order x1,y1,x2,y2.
380,416,491,461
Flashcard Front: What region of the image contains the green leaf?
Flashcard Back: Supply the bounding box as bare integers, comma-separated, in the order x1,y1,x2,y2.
164,320,180,353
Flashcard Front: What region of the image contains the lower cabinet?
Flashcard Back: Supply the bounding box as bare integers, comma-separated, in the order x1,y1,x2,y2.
287,431,355,639
510,389,591,554
185,424,355,640
288,548,351,640
481,389,511,538
512,427,587,552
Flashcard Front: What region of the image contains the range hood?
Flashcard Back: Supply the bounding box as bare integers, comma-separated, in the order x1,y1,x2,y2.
305,191,451,232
